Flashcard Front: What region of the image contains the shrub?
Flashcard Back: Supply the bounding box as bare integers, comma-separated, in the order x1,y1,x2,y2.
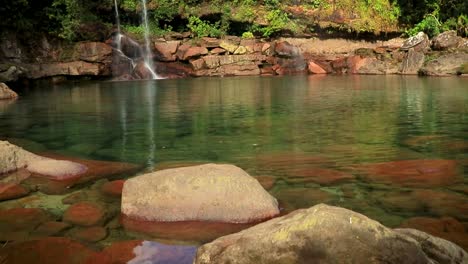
241,31,254,38
187,16,226,38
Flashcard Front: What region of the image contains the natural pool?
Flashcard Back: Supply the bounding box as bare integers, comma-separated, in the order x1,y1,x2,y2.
0,75,467,261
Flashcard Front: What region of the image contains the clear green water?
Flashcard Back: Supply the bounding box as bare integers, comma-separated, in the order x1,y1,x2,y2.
0,75,467,242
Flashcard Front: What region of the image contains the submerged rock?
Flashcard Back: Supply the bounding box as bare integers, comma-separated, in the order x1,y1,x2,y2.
0,182,29,201
63,201,106,227
0,208,52,241
399,216,468,251
194,204,467,264
356,159,461,187
0,237,102,264
122,163,279,223
27,159,87,180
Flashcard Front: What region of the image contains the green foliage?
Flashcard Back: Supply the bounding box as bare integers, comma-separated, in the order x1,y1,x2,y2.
187,16,226,38
406,13,441,37
442,15,468,37
255,10,291,37
241,31,254,38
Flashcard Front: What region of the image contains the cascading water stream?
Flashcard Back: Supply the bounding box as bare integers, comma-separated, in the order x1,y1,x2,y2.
141,0,159,79
113,0,122,51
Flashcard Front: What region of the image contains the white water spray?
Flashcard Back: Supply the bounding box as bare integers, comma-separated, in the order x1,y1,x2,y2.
113,0,122,51
141,0,159,79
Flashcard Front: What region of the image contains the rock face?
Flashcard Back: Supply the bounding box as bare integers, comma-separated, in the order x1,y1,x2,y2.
194,204,467,264
122,164,279,223
401,32,430,52
0,82,18,99
419,52,468,76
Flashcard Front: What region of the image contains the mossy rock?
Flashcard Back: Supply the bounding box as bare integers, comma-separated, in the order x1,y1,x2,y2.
458,63,468,74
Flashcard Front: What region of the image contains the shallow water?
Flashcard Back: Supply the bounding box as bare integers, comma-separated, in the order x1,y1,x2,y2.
0,75,467,254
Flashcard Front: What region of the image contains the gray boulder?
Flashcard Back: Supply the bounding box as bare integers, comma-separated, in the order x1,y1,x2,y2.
195,204,467,264
122,164,279,223
419,52,468,76
432,31,462,51
401,32,430,52
400,48,425,74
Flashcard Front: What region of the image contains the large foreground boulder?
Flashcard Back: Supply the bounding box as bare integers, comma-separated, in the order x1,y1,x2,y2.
194,204,467,264
122,164,279,223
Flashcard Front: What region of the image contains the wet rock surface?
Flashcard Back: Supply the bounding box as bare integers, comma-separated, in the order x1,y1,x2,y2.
194,204,467,264
63,202,106,226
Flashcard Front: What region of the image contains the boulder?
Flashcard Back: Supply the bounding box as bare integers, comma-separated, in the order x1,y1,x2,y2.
210,47,226,55
274,41,300,58
395,228,468,263
154,41,180,62
400,48,425,74
70,226,108,242
27,159,87,180
401,32,430,52
220,41,238,53
0,140,45,174
0,82,18,100
182,47,208,60
194,204,467,264
63,202,106,226
201,37,220,48
419,52,468,76
122,164,279,223
307,61,327,74
432,31,462,50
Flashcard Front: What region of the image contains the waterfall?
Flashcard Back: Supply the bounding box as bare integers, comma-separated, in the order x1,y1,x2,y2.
141,0,159,79
113,0,122,51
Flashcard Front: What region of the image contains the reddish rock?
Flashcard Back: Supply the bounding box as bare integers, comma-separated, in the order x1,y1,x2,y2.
63,202,105,226
0,182,29,201
70,226,108,242
175,44,191,60
154,41,180,62
182,47,208,60
358,159,461,187
210,47,226,55
190,58,205,70
0,237,103,264
101,180,125,197
24,153,141,194
274,41,300,58
412,189,468,221
399,216,468,250
34,221,71,236
0,208,52,241
132,60,154,79
254,176,276,190
288,167,354,185
331,57,348,73
347,55,367,74
121,214,259,243
201,37,220,48
275,188,334,210
307,61,327,74
100,240,143,263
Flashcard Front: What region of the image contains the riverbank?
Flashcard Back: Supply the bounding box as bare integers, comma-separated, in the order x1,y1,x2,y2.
1,30,467,85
